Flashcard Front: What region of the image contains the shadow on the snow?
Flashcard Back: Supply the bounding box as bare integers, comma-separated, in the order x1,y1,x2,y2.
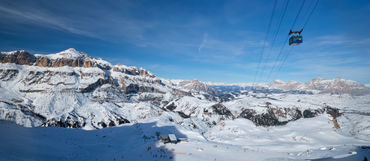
310,146,369,161
0,120,187,161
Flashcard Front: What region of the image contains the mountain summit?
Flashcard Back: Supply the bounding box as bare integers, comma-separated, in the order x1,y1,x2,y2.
42,48,88,59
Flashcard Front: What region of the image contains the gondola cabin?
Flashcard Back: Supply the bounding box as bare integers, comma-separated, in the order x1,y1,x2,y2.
289,35,303,46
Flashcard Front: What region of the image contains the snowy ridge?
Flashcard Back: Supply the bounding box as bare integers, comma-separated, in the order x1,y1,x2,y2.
206,81,269,88
1,50,27,55
35,48,88,59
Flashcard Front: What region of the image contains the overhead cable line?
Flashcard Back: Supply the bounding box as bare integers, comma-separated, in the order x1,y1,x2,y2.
254,0,290,87
302,0,320,28
290,0,306,30
274,0,320,78
251,0,277,88
265,0,306,83
266,0,291,53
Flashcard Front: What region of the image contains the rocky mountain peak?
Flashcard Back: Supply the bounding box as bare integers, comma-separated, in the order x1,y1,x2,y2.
306,77,361,87
39,48,90,60
270,80,303,91
192,79,200,83
179,79,219,95
311,77,323,81
56,48,86,58
272,79,285,85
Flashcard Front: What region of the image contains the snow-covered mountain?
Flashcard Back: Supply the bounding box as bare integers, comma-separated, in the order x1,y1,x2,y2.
1,48,246,129
0,48,368,128
209,78,370,95
270,78,370,95
270,79,304,90
177,79,220,96
1,48,369,160
0,48,178,129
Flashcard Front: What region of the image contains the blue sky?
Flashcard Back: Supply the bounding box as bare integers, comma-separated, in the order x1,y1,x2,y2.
0,0,369,83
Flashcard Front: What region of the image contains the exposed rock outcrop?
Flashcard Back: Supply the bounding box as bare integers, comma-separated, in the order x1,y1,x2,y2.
325,106,342,118
42,114,130,129
302,109,322,118
0,69,18,81
42,118,85,128
177,111,190,118
0,50,101,69
211,103,235,119
165,103,177,111
79,76,117,93
124,84,165,94
238,106,341,126
113,65,155,77
179,79,219,96
0,51,36,65
239,108,288,126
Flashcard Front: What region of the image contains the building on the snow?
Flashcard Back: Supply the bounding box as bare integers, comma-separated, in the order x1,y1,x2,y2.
168,134,177,143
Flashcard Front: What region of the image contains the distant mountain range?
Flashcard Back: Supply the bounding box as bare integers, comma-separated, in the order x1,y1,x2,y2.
271,78,370,95
207,78,370,95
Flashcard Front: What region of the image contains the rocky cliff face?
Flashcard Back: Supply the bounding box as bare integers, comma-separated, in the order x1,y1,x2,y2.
271,80,303,91
178,79,220,96
0,49,183,129
238,106,341,126
304,77,370,95
113,64,155,78
1,50,96,68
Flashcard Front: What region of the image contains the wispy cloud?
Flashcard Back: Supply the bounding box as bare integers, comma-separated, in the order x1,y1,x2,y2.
0,0,266,64
0,1,158,44
0,5,98,38
313,35,349,45
310,35,370,49
1,1,369,83
198,33,208,53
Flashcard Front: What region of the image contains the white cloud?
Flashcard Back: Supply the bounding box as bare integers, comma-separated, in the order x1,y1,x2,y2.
198,33,208,53
0,6,98,38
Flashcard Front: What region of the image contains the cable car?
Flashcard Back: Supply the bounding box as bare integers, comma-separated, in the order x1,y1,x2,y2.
289,35,303,46
288,29,303,46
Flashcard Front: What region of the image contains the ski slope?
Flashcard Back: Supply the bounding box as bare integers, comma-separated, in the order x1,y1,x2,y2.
1,111,369,161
